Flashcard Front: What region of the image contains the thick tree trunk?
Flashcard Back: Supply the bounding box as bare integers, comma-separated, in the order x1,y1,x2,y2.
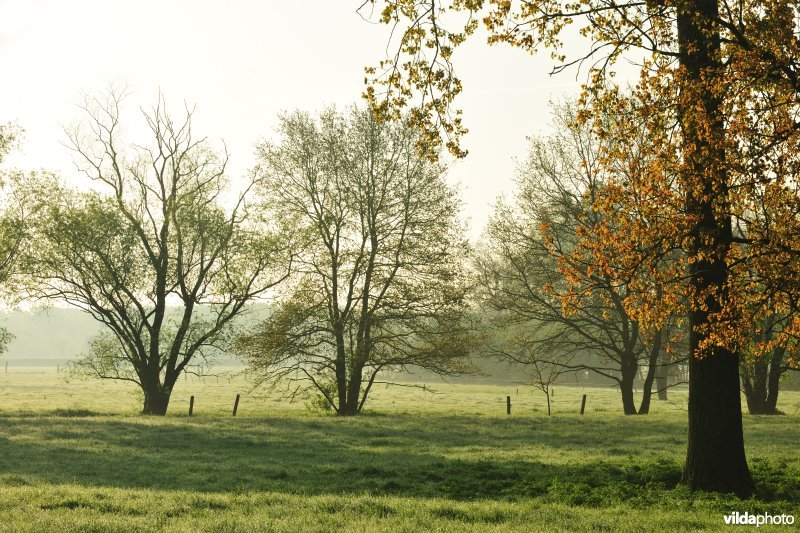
683,347,752,495
677,0,753,497
339,365,364,416
141,383,171,416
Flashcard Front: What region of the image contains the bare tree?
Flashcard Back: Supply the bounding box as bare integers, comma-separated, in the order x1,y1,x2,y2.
235,107,476,415
22,91,291,415
484,323,576,416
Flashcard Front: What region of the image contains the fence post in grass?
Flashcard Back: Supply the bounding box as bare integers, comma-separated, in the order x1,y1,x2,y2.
233,394,240,417
4,362,6,373
580,394,587,415
189,395,195,416
506,395,511,415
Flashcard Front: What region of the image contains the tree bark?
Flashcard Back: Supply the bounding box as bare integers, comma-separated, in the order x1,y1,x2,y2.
546,389,551,416
141,382,171,416
638,329,663,415
655,359,669,401
765,347,784,413
743,346,784,415
620,356,638,415
677,0,753,497
340,364,364,416
333,325,349,412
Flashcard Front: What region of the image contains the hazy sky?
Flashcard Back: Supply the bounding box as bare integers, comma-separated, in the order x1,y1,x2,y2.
0,1,598,239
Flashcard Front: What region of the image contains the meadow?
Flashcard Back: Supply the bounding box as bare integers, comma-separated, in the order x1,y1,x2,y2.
0,367,797,531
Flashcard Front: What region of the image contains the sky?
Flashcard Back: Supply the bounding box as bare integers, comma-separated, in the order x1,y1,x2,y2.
0,1,598,240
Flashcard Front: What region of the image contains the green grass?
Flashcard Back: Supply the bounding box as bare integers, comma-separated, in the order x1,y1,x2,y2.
0,370,797,531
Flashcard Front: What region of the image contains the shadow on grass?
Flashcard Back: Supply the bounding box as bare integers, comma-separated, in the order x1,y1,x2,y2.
0,408,106,418
0,413,796,509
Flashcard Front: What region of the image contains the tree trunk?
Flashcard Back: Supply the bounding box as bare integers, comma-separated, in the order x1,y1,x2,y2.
743,346,784,415
333,326,348,412
742,357,768,414
683,347,752,495
339,365,364,416
638,329,663,415
141,383,171,416
620,358,638,415
546,389,551,416
677,1,753,497
765,347,784,413
655,359,669,401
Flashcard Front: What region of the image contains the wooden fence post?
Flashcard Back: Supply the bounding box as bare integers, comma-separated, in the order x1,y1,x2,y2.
233,394,240,417
189,395,195,416
506,395,511,415
580,394,587,415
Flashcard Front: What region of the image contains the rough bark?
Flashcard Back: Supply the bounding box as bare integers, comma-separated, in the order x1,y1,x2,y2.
340,365,364,416
142,383,171,416
678,0,753,497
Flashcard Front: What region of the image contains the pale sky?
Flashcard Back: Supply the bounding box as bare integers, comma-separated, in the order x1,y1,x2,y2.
0,1,598,239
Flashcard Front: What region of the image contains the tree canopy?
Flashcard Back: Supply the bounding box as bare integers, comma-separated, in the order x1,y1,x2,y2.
360,0,800,496
236,107,476,415
20,92,291,415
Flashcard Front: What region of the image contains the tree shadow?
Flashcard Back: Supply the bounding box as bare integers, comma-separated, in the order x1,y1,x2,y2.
0,413,795,506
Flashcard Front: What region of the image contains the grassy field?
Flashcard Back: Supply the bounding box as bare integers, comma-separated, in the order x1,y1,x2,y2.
0,369,797,531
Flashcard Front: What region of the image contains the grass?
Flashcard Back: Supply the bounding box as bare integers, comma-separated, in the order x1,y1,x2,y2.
0,369,797,531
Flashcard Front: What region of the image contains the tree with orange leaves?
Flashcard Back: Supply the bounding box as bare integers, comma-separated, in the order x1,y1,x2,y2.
362,0,800,497
475,100,684,415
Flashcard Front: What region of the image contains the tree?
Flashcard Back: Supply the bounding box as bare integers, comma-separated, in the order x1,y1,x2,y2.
0,123,28,354
0,124,20,163
358,0,800,497
235,107,476,415
741,327,790,415
739,299,800,415
22,92,290,415
476,101,681,415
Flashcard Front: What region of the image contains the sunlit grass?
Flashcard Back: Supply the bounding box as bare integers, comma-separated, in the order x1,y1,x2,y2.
0,370,797,531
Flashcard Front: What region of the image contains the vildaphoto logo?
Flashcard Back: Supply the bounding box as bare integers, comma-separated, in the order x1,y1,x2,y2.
723,512,795,527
